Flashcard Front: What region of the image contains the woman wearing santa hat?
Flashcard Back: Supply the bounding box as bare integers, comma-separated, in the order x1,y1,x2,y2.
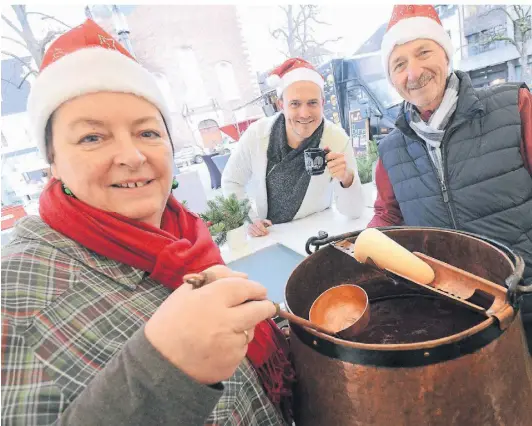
1,20,294,425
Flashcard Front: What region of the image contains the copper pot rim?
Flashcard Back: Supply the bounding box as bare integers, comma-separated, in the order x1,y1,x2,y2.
382,228,514,275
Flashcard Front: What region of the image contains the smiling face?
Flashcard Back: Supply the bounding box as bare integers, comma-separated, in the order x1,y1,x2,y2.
388,39,449,113
49,92,174,228
278,81,324,146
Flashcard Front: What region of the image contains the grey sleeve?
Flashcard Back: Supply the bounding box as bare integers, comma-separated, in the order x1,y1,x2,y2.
58,326,223,426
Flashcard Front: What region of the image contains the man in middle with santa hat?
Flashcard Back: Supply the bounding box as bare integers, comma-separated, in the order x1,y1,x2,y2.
222,57,365,237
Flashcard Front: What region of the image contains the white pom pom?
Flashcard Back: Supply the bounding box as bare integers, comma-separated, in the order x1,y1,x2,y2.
266,73,281,88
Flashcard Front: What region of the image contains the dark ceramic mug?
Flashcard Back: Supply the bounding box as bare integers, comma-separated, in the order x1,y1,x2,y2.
304,148,330,176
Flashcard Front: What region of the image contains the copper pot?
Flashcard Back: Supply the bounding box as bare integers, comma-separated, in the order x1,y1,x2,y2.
287,227,532,426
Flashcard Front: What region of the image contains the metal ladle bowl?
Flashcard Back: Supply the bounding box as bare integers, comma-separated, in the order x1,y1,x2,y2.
309,284,370,339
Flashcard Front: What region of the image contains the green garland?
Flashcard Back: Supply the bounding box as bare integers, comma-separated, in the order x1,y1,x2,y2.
356,138,379,184
200,194,252,245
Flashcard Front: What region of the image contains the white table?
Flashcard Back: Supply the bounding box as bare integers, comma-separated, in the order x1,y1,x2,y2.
221,183,376,263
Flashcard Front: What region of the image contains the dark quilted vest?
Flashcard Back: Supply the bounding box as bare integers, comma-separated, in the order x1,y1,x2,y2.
378,72,532,342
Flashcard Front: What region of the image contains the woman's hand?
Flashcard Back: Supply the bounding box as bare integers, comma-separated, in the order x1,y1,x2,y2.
144,277,275,385
201,265,247,282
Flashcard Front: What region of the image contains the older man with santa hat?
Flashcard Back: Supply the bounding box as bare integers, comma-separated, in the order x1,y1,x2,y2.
369,4,532,352
222,58,365,237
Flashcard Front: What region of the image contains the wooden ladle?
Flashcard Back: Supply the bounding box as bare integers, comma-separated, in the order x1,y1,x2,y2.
183,273,370,338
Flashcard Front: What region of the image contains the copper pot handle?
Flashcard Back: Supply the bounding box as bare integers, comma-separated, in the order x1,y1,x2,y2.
505,255,531,311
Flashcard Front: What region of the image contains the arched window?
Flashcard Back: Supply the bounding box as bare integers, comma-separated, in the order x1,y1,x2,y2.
177,47,209,105
215,61,241,101
152,72,176,112
198,119,219,130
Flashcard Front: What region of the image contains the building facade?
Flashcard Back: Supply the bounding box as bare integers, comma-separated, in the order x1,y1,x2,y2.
92,5,262,149
351,5,531,90
1,5,263,208
458,4,532,88
1,57,48,206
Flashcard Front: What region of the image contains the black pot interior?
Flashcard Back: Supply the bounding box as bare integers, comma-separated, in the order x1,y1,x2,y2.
286,228,514,344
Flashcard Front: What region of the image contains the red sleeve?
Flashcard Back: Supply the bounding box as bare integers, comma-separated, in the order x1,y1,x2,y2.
367,158,404,228
518,88,532,174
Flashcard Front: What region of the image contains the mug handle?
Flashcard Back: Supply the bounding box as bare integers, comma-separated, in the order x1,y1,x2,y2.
324,147,331,163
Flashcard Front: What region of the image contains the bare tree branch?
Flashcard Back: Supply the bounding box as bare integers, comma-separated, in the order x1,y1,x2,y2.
1,14,24,39
270,4,342,63
5,6,78,68
16,70,37,88
2,69,38,90
271,28,288,41
311,36,343,47
279,5,290,15
1,50,35,71
2,35,26,49
490,35,519,49
478,5,514,22
39,29,64,50
26,11,72,29
276,48,290,59
2,78,20,89
309,16,331,26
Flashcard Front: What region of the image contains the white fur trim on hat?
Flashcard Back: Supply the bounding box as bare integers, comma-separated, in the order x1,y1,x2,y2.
27,47,172,160
381,16,453,85
266,73,281,89
276,67,324,96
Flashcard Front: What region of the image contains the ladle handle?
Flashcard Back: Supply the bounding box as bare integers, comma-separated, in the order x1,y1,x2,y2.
183,272,212,289
184,273,337,336
273,304,337,336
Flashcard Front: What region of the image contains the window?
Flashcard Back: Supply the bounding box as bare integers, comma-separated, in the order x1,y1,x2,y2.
466,25,507,56
464,5,478,19
435,5,456,20
153,72,177,112
215,61,241,101
177,47,209,105
464,5,495,19
198,119,219,130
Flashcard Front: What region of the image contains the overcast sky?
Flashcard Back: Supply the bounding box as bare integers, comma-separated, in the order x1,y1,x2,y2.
237,4,393,72
2,4,392,73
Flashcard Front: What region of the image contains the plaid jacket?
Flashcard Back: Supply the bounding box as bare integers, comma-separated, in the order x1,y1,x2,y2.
1,216,285,426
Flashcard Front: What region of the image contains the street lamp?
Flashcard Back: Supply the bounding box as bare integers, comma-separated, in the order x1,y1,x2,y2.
110,5,135,57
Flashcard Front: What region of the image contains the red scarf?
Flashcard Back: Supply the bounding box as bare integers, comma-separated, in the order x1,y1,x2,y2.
39,179,294,421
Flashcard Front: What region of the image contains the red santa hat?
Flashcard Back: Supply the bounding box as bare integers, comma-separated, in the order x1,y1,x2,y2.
381,5,453,83
266,57,324,96
27,19,172,160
